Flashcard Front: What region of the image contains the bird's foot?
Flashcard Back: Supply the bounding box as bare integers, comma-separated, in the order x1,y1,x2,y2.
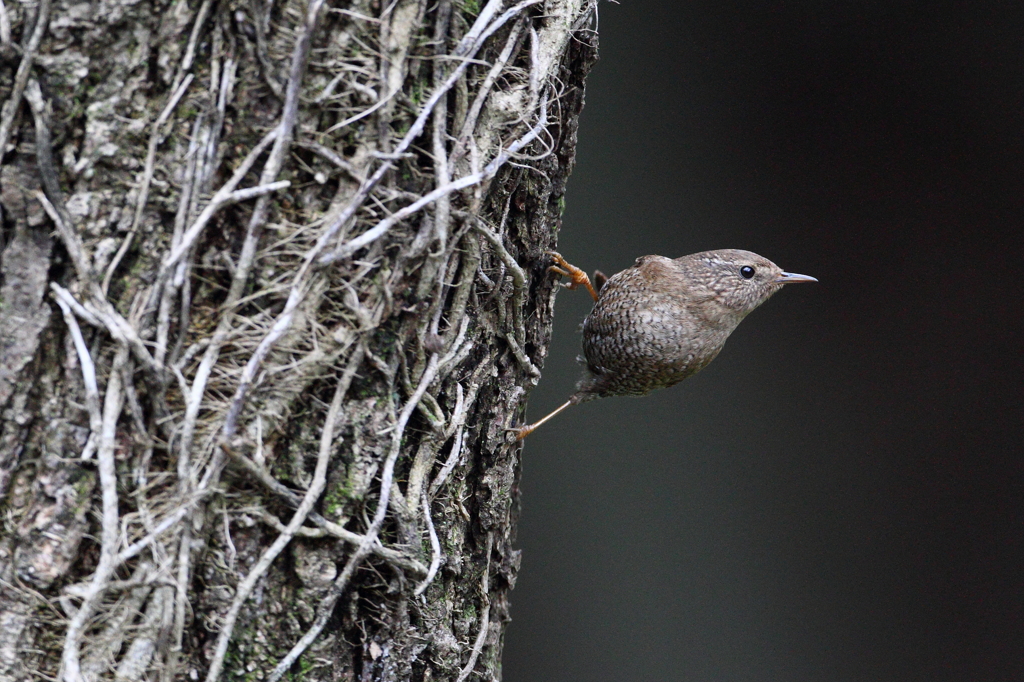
509,424,536,441
509,398,577,441
504,416,538,440
546,251,599,302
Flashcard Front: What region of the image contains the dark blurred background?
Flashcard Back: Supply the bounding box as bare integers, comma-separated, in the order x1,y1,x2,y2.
504,2,1024,681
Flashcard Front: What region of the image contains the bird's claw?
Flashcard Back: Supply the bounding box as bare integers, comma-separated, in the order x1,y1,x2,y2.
545,251,599,302
504,425,533,442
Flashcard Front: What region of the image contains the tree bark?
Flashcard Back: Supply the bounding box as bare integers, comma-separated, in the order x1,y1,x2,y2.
0,0,596,679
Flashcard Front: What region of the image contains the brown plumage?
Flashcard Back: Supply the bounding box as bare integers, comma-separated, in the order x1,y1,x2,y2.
516,250,817,439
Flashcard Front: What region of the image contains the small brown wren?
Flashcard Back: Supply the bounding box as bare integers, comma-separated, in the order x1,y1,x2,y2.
516,250,817,439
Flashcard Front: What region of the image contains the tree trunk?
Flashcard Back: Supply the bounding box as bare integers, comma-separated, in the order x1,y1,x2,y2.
0,0,596,679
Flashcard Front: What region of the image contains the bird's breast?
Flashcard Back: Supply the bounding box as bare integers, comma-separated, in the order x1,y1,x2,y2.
580,288,728,396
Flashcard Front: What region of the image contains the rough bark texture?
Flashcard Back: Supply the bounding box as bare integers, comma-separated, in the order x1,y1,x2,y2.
0,0,597,680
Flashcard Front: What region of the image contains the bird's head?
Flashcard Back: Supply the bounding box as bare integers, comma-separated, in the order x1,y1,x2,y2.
677,249,817,321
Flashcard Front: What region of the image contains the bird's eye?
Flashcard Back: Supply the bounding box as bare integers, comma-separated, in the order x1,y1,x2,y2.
740,265,755,279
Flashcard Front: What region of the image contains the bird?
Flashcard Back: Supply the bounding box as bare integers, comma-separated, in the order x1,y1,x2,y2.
515,250,817,439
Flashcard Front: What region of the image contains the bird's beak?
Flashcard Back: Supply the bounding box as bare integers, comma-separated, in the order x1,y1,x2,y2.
775,272,818,284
